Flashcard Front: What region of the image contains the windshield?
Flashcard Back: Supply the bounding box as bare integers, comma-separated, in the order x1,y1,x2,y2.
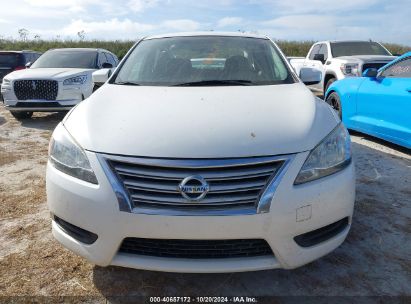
331,42,391,57
31,50,98,69
0,53,22,68
112,36,295,86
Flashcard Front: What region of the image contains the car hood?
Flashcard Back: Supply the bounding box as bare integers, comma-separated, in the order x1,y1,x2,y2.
336,55,396,63
5,68,96,81
64,83,339,158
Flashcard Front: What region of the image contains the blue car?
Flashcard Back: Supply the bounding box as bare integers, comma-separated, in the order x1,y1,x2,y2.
325,52,411,149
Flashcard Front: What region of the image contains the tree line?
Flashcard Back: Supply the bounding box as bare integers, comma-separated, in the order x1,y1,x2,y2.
1,34,410,59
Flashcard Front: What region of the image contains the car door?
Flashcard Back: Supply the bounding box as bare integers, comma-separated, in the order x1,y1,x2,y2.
355,57,411,145
304,44,325,91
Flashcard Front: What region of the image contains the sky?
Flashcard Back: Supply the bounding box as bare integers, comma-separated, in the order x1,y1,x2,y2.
0,0,410,44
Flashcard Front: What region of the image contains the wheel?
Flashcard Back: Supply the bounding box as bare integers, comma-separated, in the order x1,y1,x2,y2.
326,92,342,119
10,111,33,120
325,78,336,93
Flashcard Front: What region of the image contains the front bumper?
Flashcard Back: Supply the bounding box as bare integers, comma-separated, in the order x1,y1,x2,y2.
1,81,90,112
5,104,74,112
47,151,355,273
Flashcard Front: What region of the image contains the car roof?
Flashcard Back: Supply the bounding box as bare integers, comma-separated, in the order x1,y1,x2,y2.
144,31,269,40
0,50,40,54
328,40,382,44
313,40,384,45
48,48,112,53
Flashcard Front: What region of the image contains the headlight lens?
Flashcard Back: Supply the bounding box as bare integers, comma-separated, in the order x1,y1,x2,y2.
295,124,351,185
63,75,87,85
340,63,360,76
2,78,11,85
49,123,98,184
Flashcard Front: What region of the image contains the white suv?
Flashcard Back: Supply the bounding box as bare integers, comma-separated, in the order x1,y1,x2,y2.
1,48,118,119
47,32,355,273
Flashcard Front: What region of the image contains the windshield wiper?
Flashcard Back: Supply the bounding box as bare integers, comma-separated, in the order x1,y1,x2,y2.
114,81,142,86
172,80,255,86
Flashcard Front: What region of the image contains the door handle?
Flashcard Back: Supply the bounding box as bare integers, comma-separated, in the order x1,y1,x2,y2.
407,88,411,93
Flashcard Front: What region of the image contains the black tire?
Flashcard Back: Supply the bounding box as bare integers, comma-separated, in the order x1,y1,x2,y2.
10,111,33,120
325,78,336,93
326,92,342,119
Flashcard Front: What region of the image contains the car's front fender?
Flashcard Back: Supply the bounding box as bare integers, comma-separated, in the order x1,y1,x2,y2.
325,78,366,126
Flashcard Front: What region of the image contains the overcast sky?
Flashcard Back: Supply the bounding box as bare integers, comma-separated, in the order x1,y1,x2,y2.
0,0,410,44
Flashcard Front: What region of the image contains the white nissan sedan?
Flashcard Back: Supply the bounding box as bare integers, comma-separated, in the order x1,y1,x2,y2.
47,32,355,273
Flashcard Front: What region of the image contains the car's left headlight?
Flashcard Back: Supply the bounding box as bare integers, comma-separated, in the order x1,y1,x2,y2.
63,75,87,86
49,123,98,184
294,123,352,185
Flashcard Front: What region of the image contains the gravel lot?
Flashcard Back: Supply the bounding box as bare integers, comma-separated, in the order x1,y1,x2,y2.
0,105,410,300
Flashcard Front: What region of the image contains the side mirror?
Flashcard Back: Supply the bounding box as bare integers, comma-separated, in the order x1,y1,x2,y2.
363,68,378,78
25,62,32,68
300,67,322,85
313,54,325,64
102,62,113,69
92,68,112,85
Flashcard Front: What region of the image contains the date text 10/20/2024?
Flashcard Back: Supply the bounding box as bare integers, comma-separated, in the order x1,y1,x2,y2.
149,297,258,303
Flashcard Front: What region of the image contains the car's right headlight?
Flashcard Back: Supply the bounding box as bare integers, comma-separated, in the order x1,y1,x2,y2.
294,123,352,185
1,78,11,86
49,123,98,184
340,63,360,76
63,75,87,86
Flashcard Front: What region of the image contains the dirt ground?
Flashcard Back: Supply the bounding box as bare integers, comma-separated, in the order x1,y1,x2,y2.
0,105,410,301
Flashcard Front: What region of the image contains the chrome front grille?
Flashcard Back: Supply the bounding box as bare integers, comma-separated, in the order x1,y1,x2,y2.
100,155,292,215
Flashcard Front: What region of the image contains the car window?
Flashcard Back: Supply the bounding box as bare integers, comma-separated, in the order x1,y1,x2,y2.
105,52,116,66
318,44,328,61
23,53,29,63
33,53,41,62
0,53,23,67
98,53,107,68
380,58,411,78
31,50,98,69
113,36,295,86
308,45,321,60
26,53,34,63
331,42,391,57
112,54,119,65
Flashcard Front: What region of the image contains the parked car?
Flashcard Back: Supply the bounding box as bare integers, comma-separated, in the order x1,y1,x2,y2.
1,48,118,119
325,52,411,149
290,40,397,95
0,50,42,84
47,32,355,273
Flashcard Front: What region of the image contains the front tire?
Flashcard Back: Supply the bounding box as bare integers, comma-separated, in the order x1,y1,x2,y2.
10,111,33,120
325,78,336,93
326,92,342,119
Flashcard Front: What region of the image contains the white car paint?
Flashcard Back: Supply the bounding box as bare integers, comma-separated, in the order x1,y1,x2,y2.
47,32,355,273
65,83,337,158
1,67,95,111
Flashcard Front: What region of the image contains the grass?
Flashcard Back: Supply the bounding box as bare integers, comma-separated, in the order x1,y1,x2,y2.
1,39,410,59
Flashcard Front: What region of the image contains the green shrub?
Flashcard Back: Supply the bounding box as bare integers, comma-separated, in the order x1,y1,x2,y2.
0,38,410,59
